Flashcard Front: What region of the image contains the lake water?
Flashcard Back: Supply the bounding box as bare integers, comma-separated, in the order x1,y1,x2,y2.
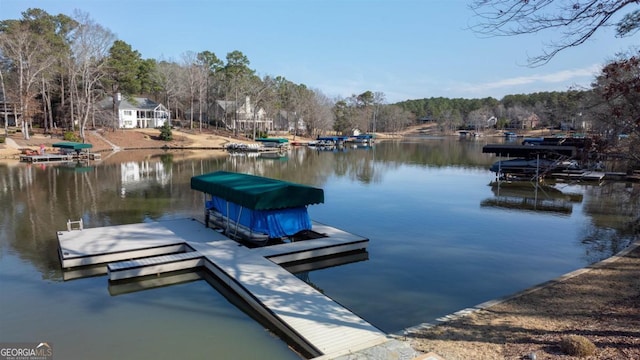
1,136,638,359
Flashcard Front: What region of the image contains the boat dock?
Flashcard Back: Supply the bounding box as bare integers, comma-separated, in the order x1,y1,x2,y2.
20,141,102,163
57,218,399,359
20,152,101,163
19,153,75,163
550,170,606,182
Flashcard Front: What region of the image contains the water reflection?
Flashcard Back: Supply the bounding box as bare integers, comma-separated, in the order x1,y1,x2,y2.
0,139,637,281
0,137,638,352
480,181,583,215
578,182,640,263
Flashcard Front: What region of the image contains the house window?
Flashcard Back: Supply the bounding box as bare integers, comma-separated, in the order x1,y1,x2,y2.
123,110,132,116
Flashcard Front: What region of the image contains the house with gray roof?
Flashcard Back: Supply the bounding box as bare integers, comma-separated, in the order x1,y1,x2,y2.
213,96,272,132
98,96,170,129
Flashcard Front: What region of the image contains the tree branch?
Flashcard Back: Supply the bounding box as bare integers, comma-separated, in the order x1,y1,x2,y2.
469,0,640,66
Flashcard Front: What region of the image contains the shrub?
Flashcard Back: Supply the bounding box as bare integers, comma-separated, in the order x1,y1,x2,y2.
0,137,5,144
159,122,173,141
559,335,596,357
63,131,81,142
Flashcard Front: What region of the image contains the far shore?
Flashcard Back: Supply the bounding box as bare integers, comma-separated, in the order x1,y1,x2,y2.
0,124,551,163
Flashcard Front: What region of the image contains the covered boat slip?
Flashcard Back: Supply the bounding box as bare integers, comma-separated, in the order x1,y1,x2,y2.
483,142,583,181
20,141,100,163
56,172,406,358
57,218,383,359
53,141,101,160
192,171,325,242
52,141,93,152
191,171,324,210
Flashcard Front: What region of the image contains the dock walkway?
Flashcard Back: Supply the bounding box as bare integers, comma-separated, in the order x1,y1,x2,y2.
57,218,396,359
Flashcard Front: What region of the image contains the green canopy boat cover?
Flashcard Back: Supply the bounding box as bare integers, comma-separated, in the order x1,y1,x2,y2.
52,142,93,150
190,171,324,210
255,138,289,143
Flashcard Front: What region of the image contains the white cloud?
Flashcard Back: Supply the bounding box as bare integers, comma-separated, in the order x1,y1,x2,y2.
463,64,602,94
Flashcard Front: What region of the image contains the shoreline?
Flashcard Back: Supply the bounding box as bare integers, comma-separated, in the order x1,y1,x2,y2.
404,239,640,335
405,239,640,359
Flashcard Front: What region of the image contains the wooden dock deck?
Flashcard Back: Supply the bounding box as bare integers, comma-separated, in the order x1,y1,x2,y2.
550,171,606,181
57,218,389,359
191,240,388,358
20,152,101,163
20,153,74,163
57,218,226,268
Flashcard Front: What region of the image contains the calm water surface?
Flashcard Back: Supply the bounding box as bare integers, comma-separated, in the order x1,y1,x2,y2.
1,136,638,359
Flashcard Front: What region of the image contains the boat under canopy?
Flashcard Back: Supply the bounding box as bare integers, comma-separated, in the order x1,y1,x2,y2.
190,171,325,242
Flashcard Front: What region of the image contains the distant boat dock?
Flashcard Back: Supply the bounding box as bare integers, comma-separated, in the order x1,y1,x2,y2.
57,218,410,359
483,138,639,182
20,141,101,163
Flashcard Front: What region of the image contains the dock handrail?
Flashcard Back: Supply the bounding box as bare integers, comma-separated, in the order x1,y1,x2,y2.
67,219,83,231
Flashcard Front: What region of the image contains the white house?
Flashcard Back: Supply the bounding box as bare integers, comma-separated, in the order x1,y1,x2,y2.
99,96,170,129
213,96,273,132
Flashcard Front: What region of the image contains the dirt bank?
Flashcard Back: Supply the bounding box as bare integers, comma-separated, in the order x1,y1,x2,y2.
406,241,640,360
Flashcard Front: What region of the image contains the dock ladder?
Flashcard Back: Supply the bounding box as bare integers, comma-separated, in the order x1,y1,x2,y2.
67,219,84,231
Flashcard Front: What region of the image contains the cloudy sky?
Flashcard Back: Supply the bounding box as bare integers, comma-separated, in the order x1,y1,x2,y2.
2,0,637,102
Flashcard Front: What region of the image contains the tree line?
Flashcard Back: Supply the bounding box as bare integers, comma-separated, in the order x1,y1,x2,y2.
396,91,591,132
0,8,413,142
396,64,639,167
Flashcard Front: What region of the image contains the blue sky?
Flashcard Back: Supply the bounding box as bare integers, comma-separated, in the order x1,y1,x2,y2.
1,0,637,103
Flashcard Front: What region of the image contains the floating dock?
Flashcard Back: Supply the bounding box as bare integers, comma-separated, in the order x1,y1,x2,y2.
57,218,397,359
550,171,606,182
20,152,101,163
20,153,74,163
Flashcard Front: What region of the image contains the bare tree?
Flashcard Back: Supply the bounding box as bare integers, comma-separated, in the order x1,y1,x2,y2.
468,106,495,132
296,88,335,137
309,89,335,135
69,11,115,142
291,85,318,136
246,75,276,139
174,52,210,131
591,51,640,164
440,108,463,133
181,51,201,130
372,91,386,133
506,105,535,129
378,105,413,134
0,67,8,136
469,0,640,65
154,59,182,125
0,21,56,139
